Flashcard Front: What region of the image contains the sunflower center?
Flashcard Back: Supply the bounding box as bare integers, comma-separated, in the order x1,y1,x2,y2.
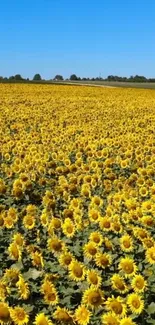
136,280,144,289
73,265,83,277
111,301,123,314
52,241,62,251
66,226,73,233
88,246,97,255
115,280,125,290
89,274,98,285
89,292,102,305
132,299,140,308
47,292,56,301
123,240,130,248
16,311,26,320
64,256,72,265
123,263,133,273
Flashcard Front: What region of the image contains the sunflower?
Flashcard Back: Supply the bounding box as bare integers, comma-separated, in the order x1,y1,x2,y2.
91,196,103,208
13,233,25,247
0,214,4,228
23,214,35,229
69,260,86,281
87,269,102,288
10,307,29,325
111,274,128,294
41,280,59,305
131,274,147,293
49,217,61,231
62,218,75,238
31,251,44,268
47,236,64,254
82,288,104,308
34,313,53,325
142,237,154,249
120,234,133,252
111,221,123,234
101,313,120,325
120,317,137,325
0,280,9,301
83,242,98,260
4,216,15,229
8,242,21,261
95,253,112,269
53,307,72,322
99,216,111,231
44,290,59,306
0,302,10,324
88,209,100,223
58,251,73,268
26,204,37,215
141,215,154,227
146,246,155,264
75,305,91,325
119,257,137,277
40,212,49,227
89,232,103,247
106,296,127,317
16,276,30,300
127,293,144,314
4,268,20,285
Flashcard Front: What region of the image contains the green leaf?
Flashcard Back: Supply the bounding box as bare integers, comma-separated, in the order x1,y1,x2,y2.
147,302,155,315
23,268,43,280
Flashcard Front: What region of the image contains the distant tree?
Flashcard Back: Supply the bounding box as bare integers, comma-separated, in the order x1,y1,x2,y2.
33,74,42,81
0,76,3,80
70,74,78,81
14,74,23,80
9,76,15,80
54,75,64,81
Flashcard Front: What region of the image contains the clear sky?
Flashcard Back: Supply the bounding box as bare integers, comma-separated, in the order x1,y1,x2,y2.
0,0,155,79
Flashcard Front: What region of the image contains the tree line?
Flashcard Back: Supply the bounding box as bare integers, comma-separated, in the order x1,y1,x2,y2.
0,73,155,83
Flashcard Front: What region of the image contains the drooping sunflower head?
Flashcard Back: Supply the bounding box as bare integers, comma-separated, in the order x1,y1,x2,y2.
31,251,44,268
87,269,102,288
0,302,10,324
53,307,72,323
8,242,21,261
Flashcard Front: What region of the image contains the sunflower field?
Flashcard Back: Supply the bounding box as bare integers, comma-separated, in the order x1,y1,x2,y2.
1,84,155,325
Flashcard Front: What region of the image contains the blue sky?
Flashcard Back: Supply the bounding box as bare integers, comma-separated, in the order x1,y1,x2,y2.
0,0,155,79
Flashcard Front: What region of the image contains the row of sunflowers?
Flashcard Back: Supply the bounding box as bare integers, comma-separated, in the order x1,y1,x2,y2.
1,84,155,325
